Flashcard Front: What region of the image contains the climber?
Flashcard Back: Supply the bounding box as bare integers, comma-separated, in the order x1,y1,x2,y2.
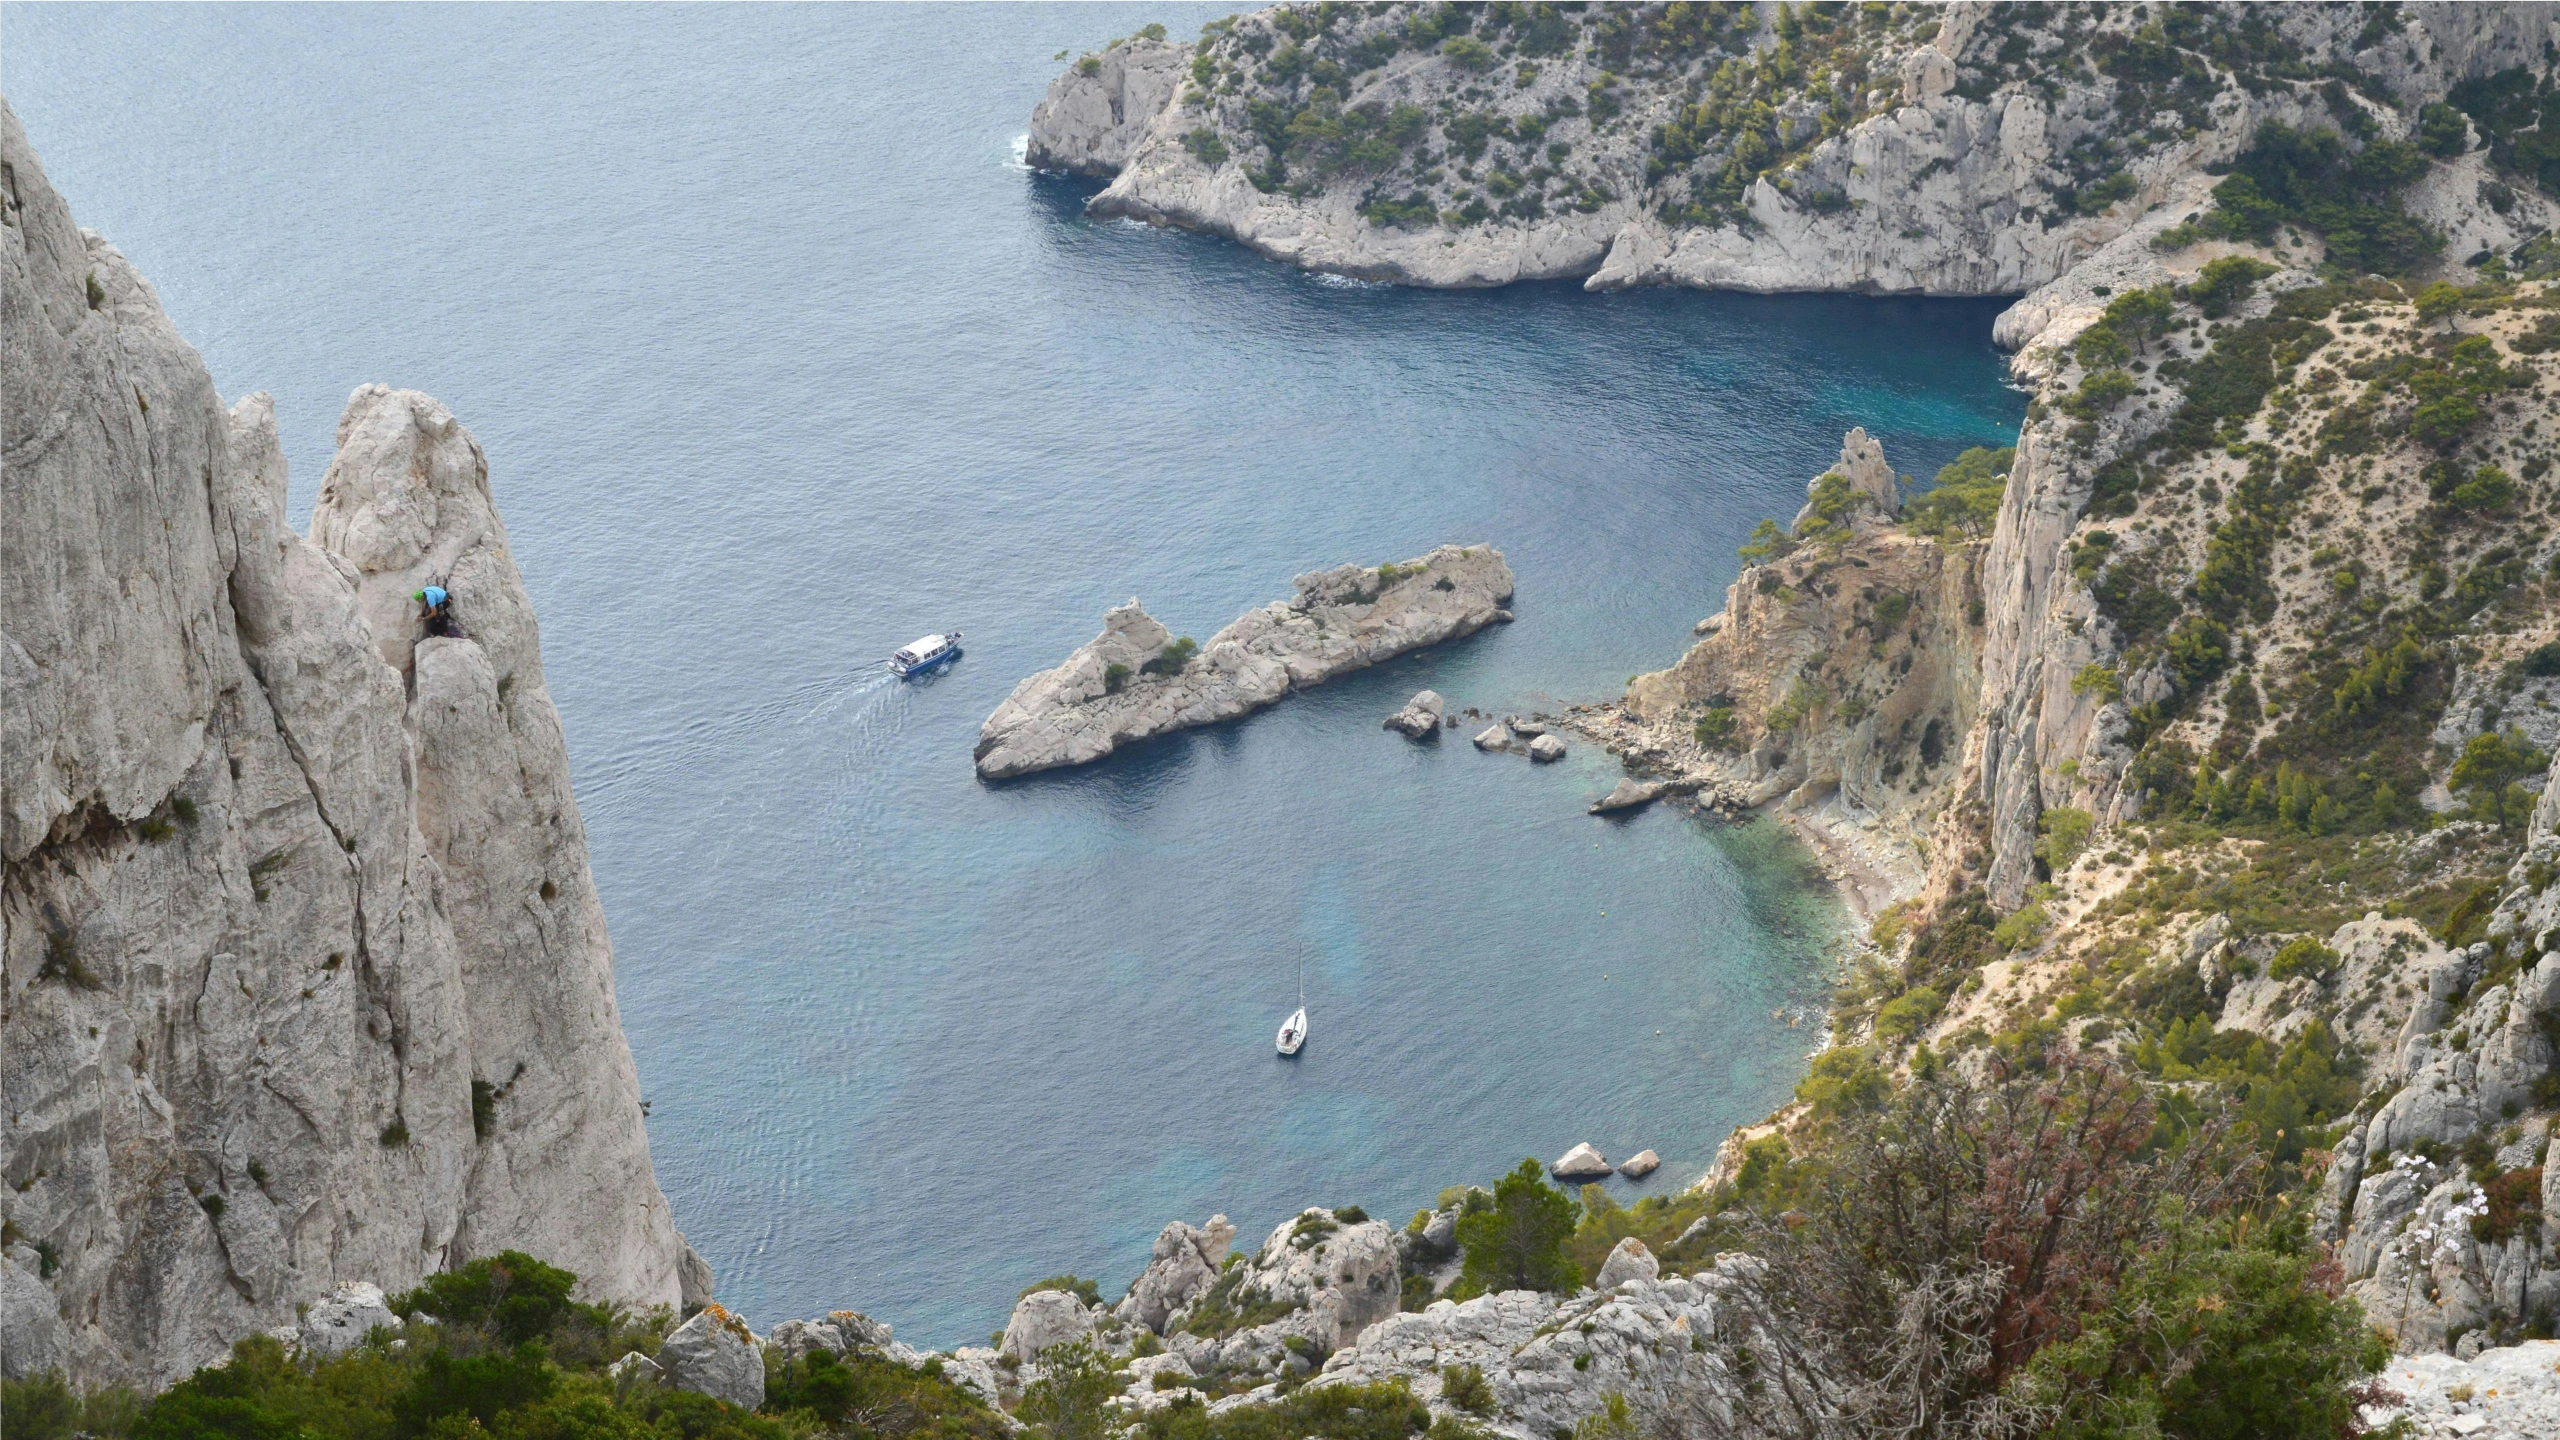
415,584,461,639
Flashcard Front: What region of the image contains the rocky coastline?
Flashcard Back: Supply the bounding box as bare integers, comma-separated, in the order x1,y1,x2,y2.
973,545,1513,779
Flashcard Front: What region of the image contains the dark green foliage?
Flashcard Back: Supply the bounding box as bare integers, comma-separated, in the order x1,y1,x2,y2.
1017,1342,1119,1440
1736,517,1795,563
1017,1274,1102,1308
2418,101,2472,157
1453,1159,1579,1297
2162,123,2438,275
1438,1364,1492,1416
2449,65,2560,198
1567,1183,1705,1282
2450,729,2546,830
1902,445,2012,540
1693,706,1741,752
393,1345,559,1436
2187,256,2273,318
1104,662,1131,695
4,1372,144,1440
1182,129,1230,166
1126,1379,1430,1440
393,1252,598,1347
2165,617,2229,692
2332,633,2423,721
1141,638,1199,678
472,1080,499,1141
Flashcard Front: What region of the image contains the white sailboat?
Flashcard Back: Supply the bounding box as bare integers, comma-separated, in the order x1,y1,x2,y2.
1276,959,1307,1057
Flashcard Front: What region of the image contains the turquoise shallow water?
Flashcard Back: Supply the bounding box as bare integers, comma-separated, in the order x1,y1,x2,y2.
5,2,2021,1347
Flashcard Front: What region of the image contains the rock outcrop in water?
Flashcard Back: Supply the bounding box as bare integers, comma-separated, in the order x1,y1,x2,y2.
0,102,697,1387
974,545,1512,779
1026,2,2554,343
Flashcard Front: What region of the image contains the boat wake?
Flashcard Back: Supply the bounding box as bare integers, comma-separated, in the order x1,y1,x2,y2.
579,666,898,821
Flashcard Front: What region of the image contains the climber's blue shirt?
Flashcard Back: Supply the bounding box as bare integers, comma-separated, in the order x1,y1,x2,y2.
421,585,448,609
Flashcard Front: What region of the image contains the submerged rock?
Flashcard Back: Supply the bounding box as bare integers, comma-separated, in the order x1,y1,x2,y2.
1552,1143,1611,1179
1385,690,1445,739
975,546,1514,779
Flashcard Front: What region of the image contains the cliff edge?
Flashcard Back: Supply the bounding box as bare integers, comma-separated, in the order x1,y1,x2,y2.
0,101,700,1388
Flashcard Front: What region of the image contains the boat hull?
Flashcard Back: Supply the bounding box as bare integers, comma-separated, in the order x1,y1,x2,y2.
1276,1007,1307,1056
892,646,960,679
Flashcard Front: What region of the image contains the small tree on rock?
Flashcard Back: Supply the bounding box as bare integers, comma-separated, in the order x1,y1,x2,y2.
1456,1159,1581,1296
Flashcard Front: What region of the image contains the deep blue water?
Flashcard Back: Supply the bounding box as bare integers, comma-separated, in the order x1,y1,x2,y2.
5,3,2022,1348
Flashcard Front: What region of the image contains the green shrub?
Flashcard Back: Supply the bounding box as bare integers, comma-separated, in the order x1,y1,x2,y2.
393,1251,598,1346
1453,1159,1580,1296
1873,986,1946,1044
2037,807,2097,873
2189,257,2275,319
1442,35,1495,71
1693,706,1741,752
1104,662,1132,694
1903,446,2013,540
1018,1341,1118,1440
1181,128,1230,166
1439,1363,1493,1415
2267,938,2339,982
1736,517,1796,563
1077,55,1102,78
1141,637,1200,678
1018,1274,1102,1307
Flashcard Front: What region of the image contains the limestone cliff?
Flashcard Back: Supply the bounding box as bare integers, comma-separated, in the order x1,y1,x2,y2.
0,102,698,1388
975,544,1512,779
1028,2,2554,330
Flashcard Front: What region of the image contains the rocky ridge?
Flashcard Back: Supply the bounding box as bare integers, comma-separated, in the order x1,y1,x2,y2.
0,102,698,1388
1028,3,2555,343
974,545,1512,778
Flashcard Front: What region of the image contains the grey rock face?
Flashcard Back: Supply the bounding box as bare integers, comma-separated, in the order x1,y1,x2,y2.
1790,427,1900,533
299,1282,400,1359
1231,1209,1401,1351
659,1306,765,1411
1118,1214,1236,1333
0,106,690,1386
1025,39,1191,176
1002,1287,1099,1363
1593,1238,1659,1291
975,546,1512,778
1385,690,1445,740
1315,1264,1781,1439
768,1310,894,1363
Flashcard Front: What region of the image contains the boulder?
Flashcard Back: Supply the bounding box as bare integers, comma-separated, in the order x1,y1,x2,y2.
605,1351,663,1386
1593,1237,1660,1290
299,1281,399,1359
1473,724,1510,751
1508,717,1548,737
1617,1150,1661,1179
768,1310,893,1363
1002,1287,1097,1363
1590,778,1665,814
1385,690,1446,740
1552,1143,1611,1179
1528,734,1567,763
659,1305,764,1411
1693,615,1725,636
1119,1215,1236,1333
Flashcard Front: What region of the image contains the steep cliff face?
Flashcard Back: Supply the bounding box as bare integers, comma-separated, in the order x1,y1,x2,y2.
0,103,696,1388
1028,2,2555,323
1606,430,1983,913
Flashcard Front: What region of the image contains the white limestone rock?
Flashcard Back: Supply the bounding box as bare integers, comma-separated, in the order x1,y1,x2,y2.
768,1310,894,1362
1025,39,1192,177
1473,724,1511,752
0,103,692,1389
606,1351,663,1386
659,1306,765,1411
1790,428,1900,533
1617,1150,1661,1180
1593,1238,1659,1291
2367,1340,2560,1438
299,1282,399,1359
1119,1215,1236,1333
1528,735,1567,764
975,546,1513,778
1002,1287,1098,1363
1385,690,1446,740
1551,1143,1610,1179
1230,1209,1402,1351
940,1347,1006,1407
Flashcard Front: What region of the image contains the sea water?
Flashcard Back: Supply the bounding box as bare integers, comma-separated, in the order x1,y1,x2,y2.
5,1,2022,1346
